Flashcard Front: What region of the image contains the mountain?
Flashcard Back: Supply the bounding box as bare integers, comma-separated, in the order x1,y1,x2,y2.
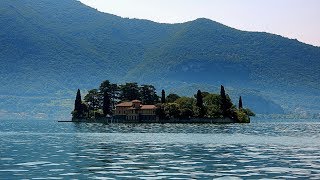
0,0,320,119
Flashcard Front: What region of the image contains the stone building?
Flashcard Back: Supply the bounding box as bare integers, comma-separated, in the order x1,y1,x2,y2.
114,100,157,122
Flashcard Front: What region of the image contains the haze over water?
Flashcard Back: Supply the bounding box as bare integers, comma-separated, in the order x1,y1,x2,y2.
1,119,320,179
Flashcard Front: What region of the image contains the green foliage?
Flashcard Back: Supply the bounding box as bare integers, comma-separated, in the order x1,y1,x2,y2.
155,103,166,120
196,90,203,107
220,85,235,117
174,97,195,110
84,89,100,114
243,108,256,117
239,96,243,109
78,81,162,118
204,94,221,107
140,85,159,104
72,80,254,121
220,85,227,114
164,103,181,119
206,105,222,118
204,94,223,118
236,109,250,123
119,83,140,101
73,89,84,118
166,94,181,103
102,91,111,115
180,108,193,119
161,90,166,104
196,90,205,117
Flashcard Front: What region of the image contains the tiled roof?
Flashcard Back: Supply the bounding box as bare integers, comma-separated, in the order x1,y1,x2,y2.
141,105,157,110
132,100,142,103
116,100,156,109
116,102,132,107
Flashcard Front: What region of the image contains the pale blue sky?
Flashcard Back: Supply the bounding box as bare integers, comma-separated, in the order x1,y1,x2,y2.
79,0,320,46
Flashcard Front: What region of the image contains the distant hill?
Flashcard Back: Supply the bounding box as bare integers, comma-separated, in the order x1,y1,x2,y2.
0,0,320,119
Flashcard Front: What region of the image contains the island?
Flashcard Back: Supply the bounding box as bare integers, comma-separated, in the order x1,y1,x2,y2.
71,80,255,123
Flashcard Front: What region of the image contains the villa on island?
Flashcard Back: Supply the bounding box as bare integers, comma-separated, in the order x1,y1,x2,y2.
114,100,158,122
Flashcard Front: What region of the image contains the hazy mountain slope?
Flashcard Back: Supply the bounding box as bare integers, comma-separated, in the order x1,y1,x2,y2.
128,18,320,92
0,0,320,119
0,0,174,95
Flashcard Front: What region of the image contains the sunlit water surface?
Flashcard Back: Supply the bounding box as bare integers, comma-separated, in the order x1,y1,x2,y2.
1,119,320,179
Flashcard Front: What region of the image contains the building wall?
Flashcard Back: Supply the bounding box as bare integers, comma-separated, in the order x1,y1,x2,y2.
115,106,130,115
140,109,156,115
140,115,157,121
114,103,157,121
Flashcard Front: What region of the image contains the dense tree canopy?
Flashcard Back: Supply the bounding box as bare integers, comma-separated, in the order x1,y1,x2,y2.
166,94,181,103
140,85,159,105
84,89,100,112
119,83,140,101
72,80,254,122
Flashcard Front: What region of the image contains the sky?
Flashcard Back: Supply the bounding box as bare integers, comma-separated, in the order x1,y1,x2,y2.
79,0,320,47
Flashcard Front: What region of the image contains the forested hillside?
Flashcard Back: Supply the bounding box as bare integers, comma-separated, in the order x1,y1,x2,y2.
0,0,319,119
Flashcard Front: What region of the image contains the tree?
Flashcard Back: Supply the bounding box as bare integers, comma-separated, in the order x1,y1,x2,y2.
166,93,180,103
84,89,100,117
74,89,82,112
236,109,250,123
174,97,196,119
99,80,119,109
109,83,119,109
239,96,243,109
73,89,84,118
196,90,203,107
155,103,166,120
99,80,111,93
243,108,255,116
204,93,222,118
119,83,140,101
140,85,158,104
196,90,205,118
164,103,180,119
175,97,195,110
82,102,89,118
220,85,227,116
180,108,193,119
220,85,236,118
161,89,166,104
103,91,111,115
194,91,210,99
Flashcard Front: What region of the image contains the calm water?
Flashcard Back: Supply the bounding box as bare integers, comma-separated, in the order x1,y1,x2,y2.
1,119,320,179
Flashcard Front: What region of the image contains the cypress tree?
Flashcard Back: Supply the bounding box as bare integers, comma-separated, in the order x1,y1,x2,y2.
220,85,227,116
103,91,111,115
161,89,166,104
74,89,83,118
239,96,243,109
196,90,205,117
196,90,203,107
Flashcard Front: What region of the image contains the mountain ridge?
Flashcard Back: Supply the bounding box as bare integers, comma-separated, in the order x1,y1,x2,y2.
0,0,319,119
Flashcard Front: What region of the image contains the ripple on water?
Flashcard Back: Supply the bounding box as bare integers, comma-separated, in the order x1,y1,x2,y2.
16,161,51,166
2,120,320,179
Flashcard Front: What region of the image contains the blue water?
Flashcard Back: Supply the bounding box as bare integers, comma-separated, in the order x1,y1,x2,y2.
1,119,320,179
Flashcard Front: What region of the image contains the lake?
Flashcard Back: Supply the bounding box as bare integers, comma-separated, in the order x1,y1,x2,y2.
1,119,320,179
